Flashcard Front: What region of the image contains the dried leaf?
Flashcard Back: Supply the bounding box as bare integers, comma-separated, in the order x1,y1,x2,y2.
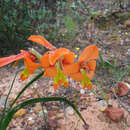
13,109,27,118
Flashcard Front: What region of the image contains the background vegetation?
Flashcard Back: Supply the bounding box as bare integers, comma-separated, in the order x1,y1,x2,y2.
0,0,129,56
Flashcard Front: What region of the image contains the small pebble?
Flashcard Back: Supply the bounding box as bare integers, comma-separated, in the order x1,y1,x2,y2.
80,89,85,94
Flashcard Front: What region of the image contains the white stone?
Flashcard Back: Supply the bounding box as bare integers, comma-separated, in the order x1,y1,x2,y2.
80,89,85,94
65,106,74,116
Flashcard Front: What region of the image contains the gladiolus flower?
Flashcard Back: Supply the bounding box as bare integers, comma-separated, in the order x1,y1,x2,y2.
63,45,99,89
20,50,40,80
28,35,75,90
40,48,75,90
0,50,40,81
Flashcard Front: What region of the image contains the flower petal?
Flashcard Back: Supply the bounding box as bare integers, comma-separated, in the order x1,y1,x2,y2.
0,52,27,67
78,45,99,62
86,70,95,80
24,53,40,74
69,72,83,81
49,48,70,65
87,60,96,71
53,84,58,91
28,35,56,50
63,62,80,75
43,67,56,78
20,68,29,81
63,51,75,64
20,73,29,81
40,53,50,69
64,82,69,88
85,60,96,79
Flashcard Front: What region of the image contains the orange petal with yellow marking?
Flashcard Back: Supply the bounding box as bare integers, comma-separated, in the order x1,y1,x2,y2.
82,83,93,89
24,54,40,74
28,35,56,50
20,73,29,81
79,45,98,62
63,62,80,75
43,67,56,78
49,48,70,65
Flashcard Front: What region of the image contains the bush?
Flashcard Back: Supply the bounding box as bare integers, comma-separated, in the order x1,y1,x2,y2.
0,0,46,56
0,0,86,56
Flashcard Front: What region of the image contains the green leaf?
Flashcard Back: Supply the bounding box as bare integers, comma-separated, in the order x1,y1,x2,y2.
10,71,44,108
0,71,18,128
99,52,116,71
2,97,87,129
94,79,108,104
128,65,130,75
104,60,116,71
99,51,104,68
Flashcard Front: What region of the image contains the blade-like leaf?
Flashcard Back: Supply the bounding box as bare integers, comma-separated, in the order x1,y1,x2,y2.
0,71,18,127
10,71,44,108
99,51,104,68
99,52,116,71
2,97,87,129
94,79,108,104
104,60,116,71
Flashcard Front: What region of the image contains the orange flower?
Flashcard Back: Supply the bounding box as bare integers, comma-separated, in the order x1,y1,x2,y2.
40,48,75,75
40,48,75,90
19,50,40,81
63,45,99,89
28,35,75,90
0,50,40,81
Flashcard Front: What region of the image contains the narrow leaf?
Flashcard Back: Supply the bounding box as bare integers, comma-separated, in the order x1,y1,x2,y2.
2,97,87,129
10,71,44,108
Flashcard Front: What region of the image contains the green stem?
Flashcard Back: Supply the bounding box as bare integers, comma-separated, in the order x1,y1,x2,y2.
30,48,42,60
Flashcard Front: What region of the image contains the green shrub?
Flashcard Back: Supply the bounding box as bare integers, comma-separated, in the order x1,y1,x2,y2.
0,0,46,56
0,0,87,56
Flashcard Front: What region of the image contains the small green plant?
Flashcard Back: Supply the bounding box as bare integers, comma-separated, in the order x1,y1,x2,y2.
92,51,128,106
64,16,78,41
